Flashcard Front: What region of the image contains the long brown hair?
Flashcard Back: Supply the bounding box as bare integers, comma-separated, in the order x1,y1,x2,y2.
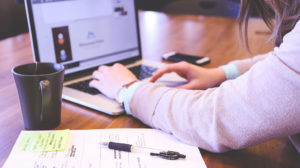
238,0,300,51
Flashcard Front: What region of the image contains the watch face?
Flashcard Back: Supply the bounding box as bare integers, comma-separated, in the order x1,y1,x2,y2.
117,87,127,104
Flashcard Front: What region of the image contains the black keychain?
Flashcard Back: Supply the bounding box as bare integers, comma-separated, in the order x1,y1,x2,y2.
150,151,186,160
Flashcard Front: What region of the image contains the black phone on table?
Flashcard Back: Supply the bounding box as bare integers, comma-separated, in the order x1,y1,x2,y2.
162,52,210,66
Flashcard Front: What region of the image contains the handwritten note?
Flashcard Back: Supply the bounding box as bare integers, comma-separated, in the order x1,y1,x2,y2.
17,130,69,152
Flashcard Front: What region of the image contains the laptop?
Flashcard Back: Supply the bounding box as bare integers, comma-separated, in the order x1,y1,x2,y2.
25,0,185,115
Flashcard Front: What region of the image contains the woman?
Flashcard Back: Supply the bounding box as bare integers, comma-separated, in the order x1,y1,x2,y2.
89,0,300,152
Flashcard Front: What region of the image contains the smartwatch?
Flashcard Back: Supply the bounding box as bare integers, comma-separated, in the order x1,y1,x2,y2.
116,80,138,107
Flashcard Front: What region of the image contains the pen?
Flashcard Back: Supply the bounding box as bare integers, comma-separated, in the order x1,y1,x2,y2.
102,141,186,160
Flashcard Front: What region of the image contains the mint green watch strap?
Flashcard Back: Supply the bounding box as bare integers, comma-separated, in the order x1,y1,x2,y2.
220,64,240,80
123,81,143,115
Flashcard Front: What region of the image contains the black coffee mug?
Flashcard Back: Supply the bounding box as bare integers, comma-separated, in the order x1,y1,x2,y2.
12,62,64,130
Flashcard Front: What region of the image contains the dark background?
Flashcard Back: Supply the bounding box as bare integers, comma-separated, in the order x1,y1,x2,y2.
0,0,242,40
0,0,28,40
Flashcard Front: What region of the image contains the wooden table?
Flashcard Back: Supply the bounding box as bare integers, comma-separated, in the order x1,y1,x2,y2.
0,11,299,168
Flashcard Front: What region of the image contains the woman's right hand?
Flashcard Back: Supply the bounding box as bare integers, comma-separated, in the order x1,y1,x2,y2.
150,61,226,90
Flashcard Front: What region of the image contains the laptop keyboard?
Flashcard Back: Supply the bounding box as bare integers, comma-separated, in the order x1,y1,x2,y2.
66,65,157,95
67,79,101,95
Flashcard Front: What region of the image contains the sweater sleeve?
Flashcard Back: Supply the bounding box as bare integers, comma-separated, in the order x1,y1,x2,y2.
219,52,271,80
228,52,271,75
129,21,300,153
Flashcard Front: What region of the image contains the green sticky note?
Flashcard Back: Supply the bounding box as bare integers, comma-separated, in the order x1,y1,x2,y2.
17,130,70,152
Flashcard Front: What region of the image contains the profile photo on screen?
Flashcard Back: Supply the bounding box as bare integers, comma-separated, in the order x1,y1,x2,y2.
52,26,73,63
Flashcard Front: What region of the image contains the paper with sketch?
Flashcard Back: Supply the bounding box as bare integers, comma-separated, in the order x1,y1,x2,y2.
3,128,207,168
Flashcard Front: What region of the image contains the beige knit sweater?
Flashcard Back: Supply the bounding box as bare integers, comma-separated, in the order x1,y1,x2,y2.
128,21,300,153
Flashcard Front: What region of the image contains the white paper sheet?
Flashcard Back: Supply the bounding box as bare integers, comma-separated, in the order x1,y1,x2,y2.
3,128,207,168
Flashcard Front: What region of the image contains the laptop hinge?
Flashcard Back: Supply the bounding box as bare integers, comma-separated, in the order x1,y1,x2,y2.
116,56,140,66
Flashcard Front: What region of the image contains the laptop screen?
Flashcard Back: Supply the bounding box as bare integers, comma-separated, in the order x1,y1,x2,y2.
25,0,141,75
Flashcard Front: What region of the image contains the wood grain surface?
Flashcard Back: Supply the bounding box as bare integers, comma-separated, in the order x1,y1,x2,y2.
0,11,299,168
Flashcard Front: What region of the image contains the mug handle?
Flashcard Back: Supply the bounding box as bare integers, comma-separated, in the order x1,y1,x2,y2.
39,80,51,121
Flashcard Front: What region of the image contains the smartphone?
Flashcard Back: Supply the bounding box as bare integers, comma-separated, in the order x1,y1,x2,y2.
162,52,210,66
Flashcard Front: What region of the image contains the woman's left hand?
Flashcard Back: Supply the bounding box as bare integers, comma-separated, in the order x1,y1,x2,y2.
89,63,138,99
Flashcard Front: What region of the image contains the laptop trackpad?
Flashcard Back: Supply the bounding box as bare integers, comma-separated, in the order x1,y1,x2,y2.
145,72,187,88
